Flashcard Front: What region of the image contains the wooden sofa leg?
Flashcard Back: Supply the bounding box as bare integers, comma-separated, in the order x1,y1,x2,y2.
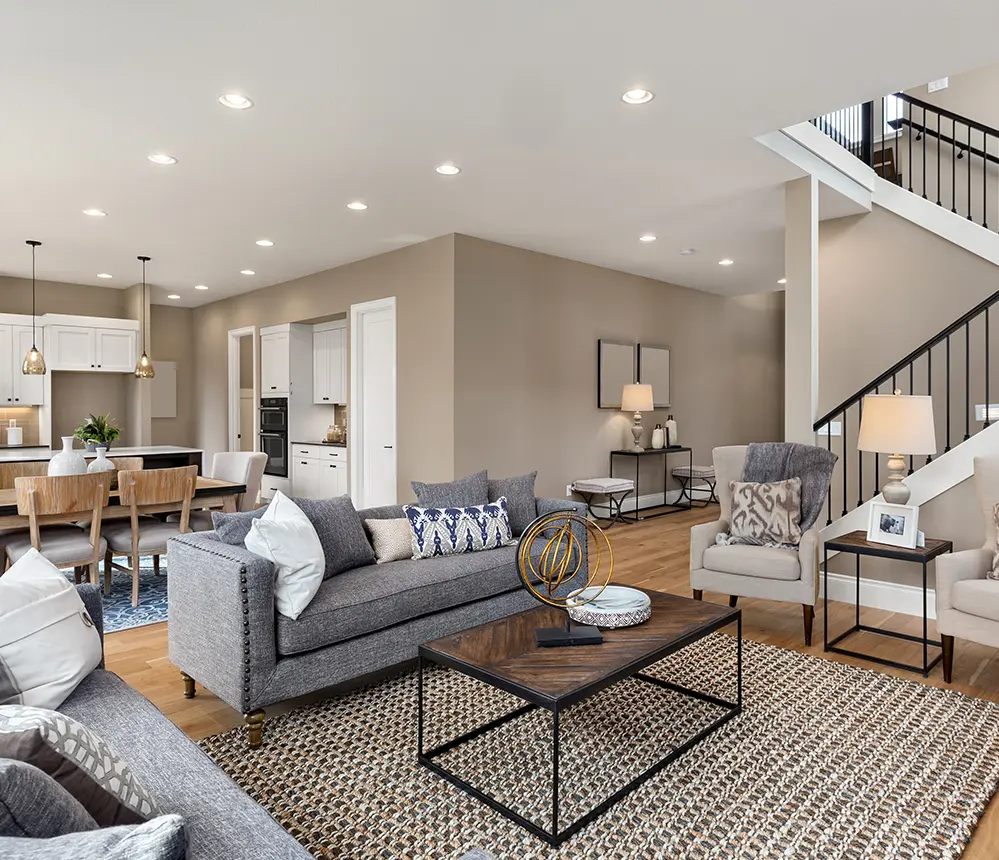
244,710,265,749
803,604,815,647
729,595,738,608
692,589,703,601
181,672,196,699
941,634,954,683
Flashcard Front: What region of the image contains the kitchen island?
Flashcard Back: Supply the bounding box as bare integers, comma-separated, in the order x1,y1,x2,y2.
0,445,204,472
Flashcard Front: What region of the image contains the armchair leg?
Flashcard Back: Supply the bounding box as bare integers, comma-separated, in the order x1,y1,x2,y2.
728,595,738,608
153,554,160,576
181,672,196,699
244,709,266,749
802,604,815,647
941,635,954,683
692,589,703,601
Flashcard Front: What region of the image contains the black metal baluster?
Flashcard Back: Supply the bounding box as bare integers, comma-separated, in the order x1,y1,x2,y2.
952,118,957,211
842,409,848,518
874,385,880,490
985,130,989,229
908,100,913,192
966,322,972,440
945,335,952,451
969,122,973,220
908,363,915,474
986,307,991,428
826,418,832,526
926,347,933,464
937,112,942,205
922,107,927,199
857,398,864,507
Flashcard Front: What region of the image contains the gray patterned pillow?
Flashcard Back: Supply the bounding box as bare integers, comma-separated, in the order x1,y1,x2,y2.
412,470,488,508
729,478,803,545
0,758,98,838
1,814,186,860
0,705,158,827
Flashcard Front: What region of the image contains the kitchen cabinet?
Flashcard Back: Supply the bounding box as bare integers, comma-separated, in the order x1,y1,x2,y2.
260,474,292,502
94,328,137,372
47,323,136,372
260,330,291,394
0,325,45,406
312,322,346,405
291,444,347,499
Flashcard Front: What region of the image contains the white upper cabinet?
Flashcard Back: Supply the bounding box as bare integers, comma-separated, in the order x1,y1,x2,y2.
312,322,346,405
46,318,138,373
94,328,137,372
260,330,291,394
48,325,95,371
11,326,44,405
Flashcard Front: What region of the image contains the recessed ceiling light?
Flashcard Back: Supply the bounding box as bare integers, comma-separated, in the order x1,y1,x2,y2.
435,163,460,175
167,294,180,300
718,258,735,266
148,153,177,165
96,273,113,279
240,269,255,275
777,278,787,285
622,88,655,105
218,93,254,110
639,234,657,243
83,208,107,217
194,284,208,290
255,239,274,247
346,201,368,210
679,248,696,256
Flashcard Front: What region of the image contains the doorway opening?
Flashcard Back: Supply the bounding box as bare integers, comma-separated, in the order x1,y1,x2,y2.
228,326,258,454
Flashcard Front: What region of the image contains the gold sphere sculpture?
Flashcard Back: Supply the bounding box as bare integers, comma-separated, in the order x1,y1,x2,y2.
516,511,614,608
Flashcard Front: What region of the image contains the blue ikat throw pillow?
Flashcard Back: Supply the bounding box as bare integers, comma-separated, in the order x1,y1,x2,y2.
403,497,516,559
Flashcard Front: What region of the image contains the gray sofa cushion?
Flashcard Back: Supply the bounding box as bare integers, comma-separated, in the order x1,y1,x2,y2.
487,473,537,536
211,507,264,544
357,504,406,521
0,814,185,859
292,496,376,578
58,670,310,859
276,546,523,656
0,758,98,838
412,470,488,508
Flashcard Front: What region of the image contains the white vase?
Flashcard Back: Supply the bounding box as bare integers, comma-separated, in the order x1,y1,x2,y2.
87,447,116,475
651,425,665,450
48,436,88,476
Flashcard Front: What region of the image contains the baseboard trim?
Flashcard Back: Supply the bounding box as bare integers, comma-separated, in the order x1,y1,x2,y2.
585,489,686,515
820,571,936,620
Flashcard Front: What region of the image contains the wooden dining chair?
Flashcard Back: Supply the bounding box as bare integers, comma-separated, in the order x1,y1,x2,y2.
4,473,112,583
0,462,48,563
101,465,198,606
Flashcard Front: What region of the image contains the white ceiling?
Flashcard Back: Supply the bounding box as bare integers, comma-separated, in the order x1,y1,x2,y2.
2,1,999,306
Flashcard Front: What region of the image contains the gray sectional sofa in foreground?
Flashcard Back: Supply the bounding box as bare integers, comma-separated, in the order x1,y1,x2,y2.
168,497,587,747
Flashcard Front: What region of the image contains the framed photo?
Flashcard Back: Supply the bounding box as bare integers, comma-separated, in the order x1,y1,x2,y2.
637,344,671,408
597,340,636,409
867,502,920,549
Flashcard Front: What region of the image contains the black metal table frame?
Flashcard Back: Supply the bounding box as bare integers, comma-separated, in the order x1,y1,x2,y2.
573,488,634,527
823,540,952,677
417,613,742,847
609,446,693,522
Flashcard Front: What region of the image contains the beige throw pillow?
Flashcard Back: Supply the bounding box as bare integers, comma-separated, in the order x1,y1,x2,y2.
729,478,803,545
366,518,413,564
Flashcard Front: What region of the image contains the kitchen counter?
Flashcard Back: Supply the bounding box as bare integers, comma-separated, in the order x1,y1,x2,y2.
291,441,347,448
0,445,204,465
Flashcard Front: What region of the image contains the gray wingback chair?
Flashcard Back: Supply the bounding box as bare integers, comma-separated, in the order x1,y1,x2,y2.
689,446,820,644
935,457,999,683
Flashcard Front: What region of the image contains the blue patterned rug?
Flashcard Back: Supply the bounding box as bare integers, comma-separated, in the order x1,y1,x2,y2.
64,557,169,635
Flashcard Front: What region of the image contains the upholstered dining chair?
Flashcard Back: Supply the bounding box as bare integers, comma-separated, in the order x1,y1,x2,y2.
4,472,111,584
101,465,198,606
0,462,48,563
689,446,820,645
935,457,999,683
168,451,267,532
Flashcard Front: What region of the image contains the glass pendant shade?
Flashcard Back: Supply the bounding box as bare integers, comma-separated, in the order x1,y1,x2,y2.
22,346,46,375
134,351,155,379
134,255,155,379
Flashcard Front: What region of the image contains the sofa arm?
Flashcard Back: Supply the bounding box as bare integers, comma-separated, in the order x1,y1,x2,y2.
936,549,993,615
690,520,726,571
76,584,105,668
797,527,820,603
167,533,278,714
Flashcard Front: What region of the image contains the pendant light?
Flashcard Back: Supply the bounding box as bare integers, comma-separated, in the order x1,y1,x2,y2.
134,255,155,379
22,240,46,375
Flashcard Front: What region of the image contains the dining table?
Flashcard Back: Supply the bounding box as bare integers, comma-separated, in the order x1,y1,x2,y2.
0,476,247,530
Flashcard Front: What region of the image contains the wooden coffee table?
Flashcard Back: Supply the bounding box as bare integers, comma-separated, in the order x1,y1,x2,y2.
417,588,741,846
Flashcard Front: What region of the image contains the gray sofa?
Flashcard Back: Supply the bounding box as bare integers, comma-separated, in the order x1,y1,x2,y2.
168,498,586,747
60,585,310,859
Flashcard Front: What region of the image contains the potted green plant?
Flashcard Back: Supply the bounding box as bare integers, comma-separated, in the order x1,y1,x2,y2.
74,412,121,452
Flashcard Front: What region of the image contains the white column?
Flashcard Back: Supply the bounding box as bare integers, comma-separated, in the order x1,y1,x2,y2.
784,175,820,443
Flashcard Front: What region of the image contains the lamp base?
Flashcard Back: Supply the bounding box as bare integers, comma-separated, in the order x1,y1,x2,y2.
882,454,911,505
535,624,603,647
630,411,644,452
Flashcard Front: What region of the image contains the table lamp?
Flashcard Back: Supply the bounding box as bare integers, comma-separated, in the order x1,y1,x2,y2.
856,391,936,505
621,383,654,452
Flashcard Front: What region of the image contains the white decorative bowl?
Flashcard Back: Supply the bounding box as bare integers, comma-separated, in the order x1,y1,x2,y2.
566,585,652,629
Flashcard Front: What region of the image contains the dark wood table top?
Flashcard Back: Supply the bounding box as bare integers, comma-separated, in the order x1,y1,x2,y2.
825,529,953,562
420,588,737,709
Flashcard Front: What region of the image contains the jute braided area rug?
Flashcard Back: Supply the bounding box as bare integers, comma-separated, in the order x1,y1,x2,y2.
200,635,999,859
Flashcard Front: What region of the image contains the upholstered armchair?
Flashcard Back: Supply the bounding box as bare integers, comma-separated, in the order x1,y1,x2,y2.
935,457,999,683
689,445,819,644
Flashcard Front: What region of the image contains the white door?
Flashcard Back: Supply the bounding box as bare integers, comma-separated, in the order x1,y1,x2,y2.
95,328,136,372
49,325,95,371
328,327,347,405
313,329,331,404
351,298,396,507
0,326,12,405
11,326,44,405
260,332,290,394
239,390,254,451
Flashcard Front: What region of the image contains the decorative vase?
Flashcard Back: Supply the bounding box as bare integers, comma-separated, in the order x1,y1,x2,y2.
651,424,665,449
85,440,112,452
48,436,88,476
87,447,116,476
665,414,678,447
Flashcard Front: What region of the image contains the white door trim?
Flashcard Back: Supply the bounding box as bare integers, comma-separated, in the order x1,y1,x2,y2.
228,326,258,454
349,296,397,505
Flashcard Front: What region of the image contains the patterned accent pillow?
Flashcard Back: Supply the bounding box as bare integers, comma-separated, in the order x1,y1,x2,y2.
991,502,999,581
729,478,803,545
365,518,413,564
0,705,158,827
404,497,516,559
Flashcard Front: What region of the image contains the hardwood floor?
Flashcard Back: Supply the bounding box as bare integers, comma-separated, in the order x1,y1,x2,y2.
106,505,999,857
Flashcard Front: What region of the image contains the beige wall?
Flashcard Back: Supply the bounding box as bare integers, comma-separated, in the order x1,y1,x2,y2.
50,372,129,445
0,276,130,318
238,335,253,390
150,304,195,447
452,235,785,500
192,236,455,499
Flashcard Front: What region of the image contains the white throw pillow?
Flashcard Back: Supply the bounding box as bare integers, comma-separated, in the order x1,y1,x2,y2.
0,548,103,710
244,491,325,620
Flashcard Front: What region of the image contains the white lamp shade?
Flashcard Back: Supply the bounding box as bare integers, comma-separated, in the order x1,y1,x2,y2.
621,383,654,413
857,394,936,454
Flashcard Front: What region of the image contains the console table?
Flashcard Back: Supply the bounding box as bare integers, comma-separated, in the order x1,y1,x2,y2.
609,446,693,521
